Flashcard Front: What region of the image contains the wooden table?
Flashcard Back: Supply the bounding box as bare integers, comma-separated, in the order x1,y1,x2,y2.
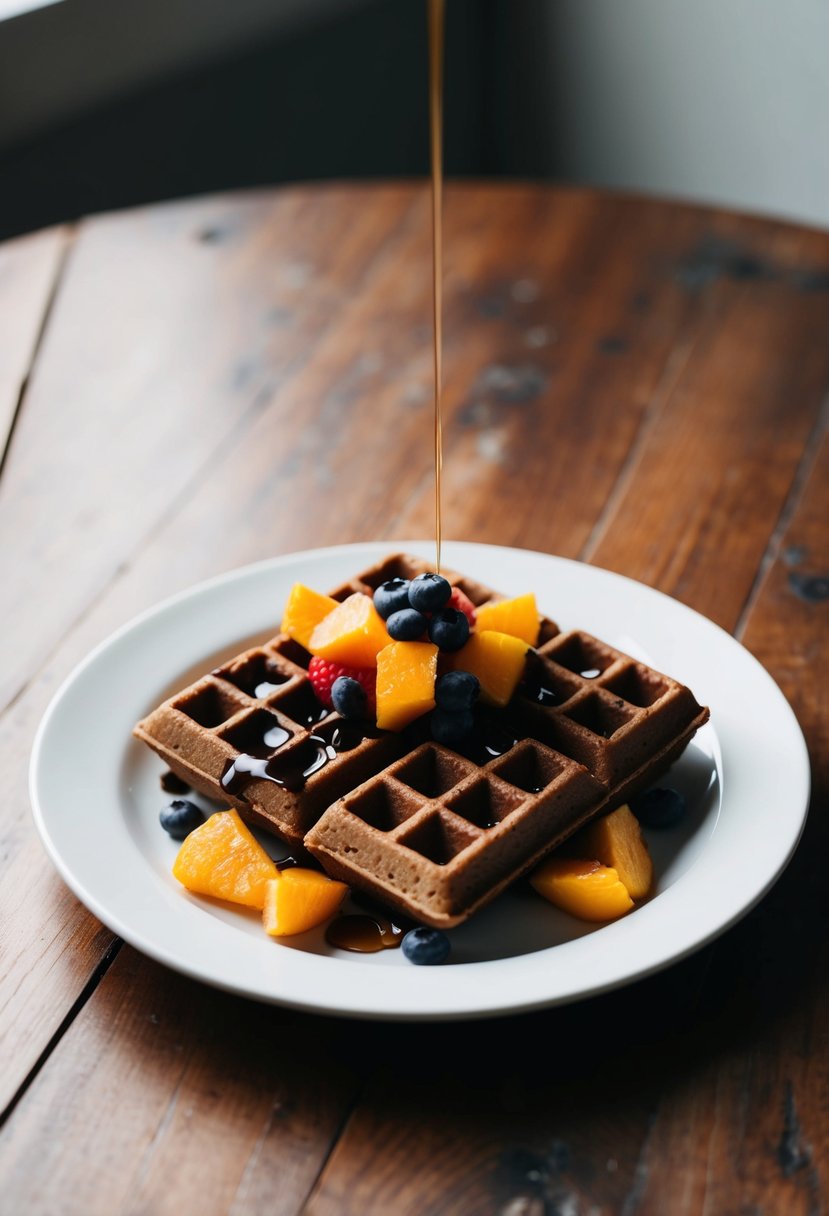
1,183,827,1214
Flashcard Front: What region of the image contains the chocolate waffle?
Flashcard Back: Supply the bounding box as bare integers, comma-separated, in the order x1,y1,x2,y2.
135,554,708,923
305,624,708,928
134,554,553,848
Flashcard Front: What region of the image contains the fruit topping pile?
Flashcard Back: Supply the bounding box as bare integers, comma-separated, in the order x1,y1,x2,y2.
280,573,541,743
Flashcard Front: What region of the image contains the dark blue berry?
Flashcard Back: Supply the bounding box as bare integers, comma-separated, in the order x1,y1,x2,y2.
386,607,428,641
631,787,687,829
402,926,450,965
373,578,411,620
331,676,368,719
160,799,205,840
431,707,475,744
428,607,470,652
408,572,451,613
435,670,480,712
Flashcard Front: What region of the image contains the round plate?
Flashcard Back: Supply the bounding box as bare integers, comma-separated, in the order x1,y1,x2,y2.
30,541,810,1020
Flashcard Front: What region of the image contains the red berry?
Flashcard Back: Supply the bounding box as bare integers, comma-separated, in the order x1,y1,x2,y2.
308,656,376,713
448,586,477,629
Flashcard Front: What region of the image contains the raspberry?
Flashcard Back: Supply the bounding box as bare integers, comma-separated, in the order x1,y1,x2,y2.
308,656,376,714
448,586,477,629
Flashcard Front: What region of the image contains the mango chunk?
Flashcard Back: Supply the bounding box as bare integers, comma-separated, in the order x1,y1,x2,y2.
262,869,348,937
475,593,540,646
530,857,634,922
307,593,390,667
571,804,654,900
172,810,278,908
451,630,528,707
281,583,339,650
376,641,438,731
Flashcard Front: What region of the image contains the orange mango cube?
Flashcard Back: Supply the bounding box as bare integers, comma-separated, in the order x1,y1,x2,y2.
451,629,528,707
172,810,278,909
262,869,348,937
571,804,654,900
474,593,540,646
281,584,339,650
530,857,634,921
308,593,390,667
376,641,438,731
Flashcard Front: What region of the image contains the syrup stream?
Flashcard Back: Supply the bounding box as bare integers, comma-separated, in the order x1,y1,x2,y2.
428,0,444,574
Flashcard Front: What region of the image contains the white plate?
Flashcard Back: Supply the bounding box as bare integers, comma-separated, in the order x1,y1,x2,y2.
30,542,810,1020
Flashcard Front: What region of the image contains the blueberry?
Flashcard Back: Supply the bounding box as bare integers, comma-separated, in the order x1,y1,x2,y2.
331,676,368,719
160,799,205,840
630,787,687,829
428,607,470,652
386,607,428,641
431,707,475,744
402,926,450,965
373,578,411,620
435,670,480,712
408,572,451,613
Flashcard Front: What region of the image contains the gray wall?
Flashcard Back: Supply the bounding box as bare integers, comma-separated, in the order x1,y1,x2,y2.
500,0,829,230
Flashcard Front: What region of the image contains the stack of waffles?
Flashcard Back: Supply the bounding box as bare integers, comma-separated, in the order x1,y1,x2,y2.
135,554,708,927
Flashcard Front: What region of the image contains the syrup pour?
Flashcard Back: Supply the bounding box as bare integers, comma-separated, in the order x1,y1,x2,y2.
521,654,558,707
428,0,445,573
325,913,404,953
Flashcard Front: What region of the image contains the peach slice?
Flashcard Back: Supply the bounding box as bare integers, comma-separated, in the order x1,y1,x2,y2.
262,869,348,937
307,593,390,667
375,641,439,731
451,630,529,707
530,857,634,921
474,593,540,646
172,810,278,908
572,803,654,900
281,584,339,650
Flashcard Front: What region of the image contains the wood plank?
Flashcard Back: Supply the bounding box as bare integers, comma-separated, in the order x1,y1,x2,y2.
0,949,360,1216
626,417,829,1215
0,185,419,714
3,186,829,1213
0,185,722,1184
0,225,68,451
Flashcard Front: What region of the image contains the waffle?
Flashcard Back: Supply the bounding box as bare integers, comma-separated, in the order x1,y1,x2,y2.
134,554,552,848
135,554,708,924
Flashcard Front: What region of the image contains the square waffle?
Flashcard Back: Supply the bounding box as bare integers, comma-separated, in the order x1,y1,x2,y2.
306,624,708,926
134,554,552,848
135,554,708,922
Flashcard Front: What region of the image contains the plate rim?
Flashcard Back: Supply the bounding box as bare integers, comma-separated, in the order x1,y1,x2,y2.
29,540,811,1020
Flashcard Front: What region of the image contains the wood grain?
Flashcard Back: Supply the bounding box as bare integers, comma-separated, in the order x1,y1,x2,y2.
0,225,68,452
1,184,828,1215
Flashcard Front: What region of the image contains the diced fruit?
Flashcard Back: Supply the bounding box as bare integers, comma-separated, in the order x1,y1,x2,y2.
570,804,653,900
331,676,369,719
402,927,451,965
428,607,470,652
172,810,278,908
435,670,480,712
408,572,452,612
530,857,634,922
308,593,390,667
631,787,687,829
281,584,339,649
373,578,412,620
451,630,529,707
431,707,474,744
308,655,376,713
262,869,348,936
475,593,540,646
376,641,439,731
387,608,428,641
448,586,477,628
